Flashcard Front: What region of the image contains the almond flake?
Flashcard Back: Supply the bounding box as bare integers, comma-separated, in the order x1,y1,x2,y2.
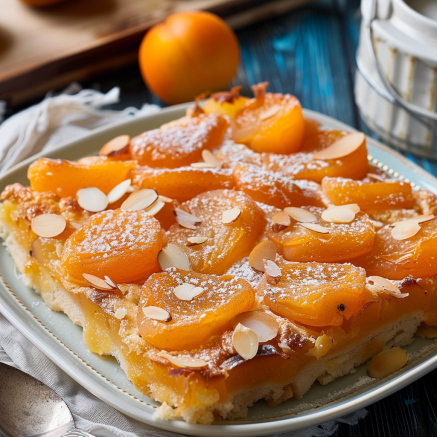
391,220,420,240
114,308,127,320
70,222,81,230
142,306,171,322
174,208,201,225
104,275,117,289
232,323,258,360
222,207,241,224
173,283,205,301
284,207,317,223
391,214,435,227
260,104,281,120
190,162,218,169
321,206,355,224
99,135,130,157
187,236,208,246
77,187,108,212
312,132,365,160
249,240,276,272
158,244,190,271
263,259,282,285
335,203,360,214
121,188,158,211
83,273,114,291
56,242,63,258
166,356,208,369
371,220,384,228
126,186,135,193
145,200,165,216
367,173,385,182
368,276,408,298
233,311,279,343
31,214,66,238
300,223,330,234
176,217,198,230
159,195,173,203
202,149,222,168
107,179,131,204
271,211,291,232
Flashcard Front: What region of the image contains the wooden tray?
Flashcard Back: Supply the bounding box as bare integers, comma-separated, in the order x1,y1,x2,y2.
0,0,311,106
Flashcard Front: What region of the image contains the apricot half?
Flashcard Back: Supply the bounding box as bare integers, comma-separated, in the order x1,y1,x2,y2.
164,190,266,275
138,269,255,350
261,260,367,327
322,177,415,210
129,113,228,168
267,206,375,262
28,157,135,198
61,209,162,286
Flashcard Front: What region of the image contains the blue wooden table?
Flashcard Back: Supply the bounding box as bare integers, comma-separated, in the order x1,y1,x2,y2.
7,0,437,434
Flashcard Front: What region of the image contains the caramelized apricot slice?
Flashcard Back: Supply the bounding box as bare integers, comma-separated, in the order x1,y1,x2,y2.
131,166,234,202
267,206,374,262
233,163,324,209
28,157,136,199
261,260,367,327
353,217,437,279
232,85,305,154
129,113,228,168
322,177,415,210
61,209,162,286
203,86,249,118
164,190,266,275
301,129,347,153
262,135,368,183
138,268,255,350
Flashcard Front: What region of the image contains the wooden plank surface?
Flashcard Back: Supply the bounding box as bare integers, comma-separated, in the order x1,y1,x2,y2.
4,0,437,434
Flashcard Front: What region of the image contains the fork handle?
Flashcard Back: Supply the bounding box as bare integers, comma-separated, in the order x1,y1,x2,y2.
63,428,95,437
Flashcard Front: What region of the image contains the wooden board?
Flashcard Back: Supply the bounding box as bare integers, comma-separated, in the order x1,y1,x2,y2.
0,0,312,106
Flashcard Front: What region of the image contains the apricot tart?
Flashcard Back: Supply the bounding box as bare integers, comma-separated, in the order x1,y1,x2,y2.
1,84,437,425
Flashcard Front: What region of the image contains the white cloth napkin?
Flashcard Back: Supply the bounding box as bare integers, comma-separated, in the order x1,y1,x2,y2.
0,87,367,436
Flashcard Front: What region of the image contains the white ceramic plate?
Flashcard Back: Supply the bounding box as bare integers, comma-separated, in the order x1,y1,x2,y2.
1,105,437,437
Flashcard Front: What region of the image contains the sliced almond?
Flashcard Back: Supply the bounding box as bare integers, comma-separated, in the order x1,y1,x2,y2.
367,173,385,182
312,132,365,160
121,188,158,211
190,162,218,169
174,208,201,225
104,275,117,289
173,283,205,301
187,236,208,246
145,200,165,216
202,149,222,168
371,220,384,228
300,223,330,234
391,214,435,227
107,179,131,204
321,206,355,224
167,355,208,369
391,220,420,240
176,217,198,230
233,311,279,343
368,276,408,298
114,308,127,320
249,240,277,272
126,186,135,193
263,259,282,285
271,211,291,232
31,214,66,238
77,187,108,212
260,104,281,120
56,242,63,258
232,323,258,360
70,222,81,230
99,135,130,157
142,306,171,322
222,207,241,224
83,273,115,291
284,207,317,223
159,195,173,203
336,203,360,214
158,244,190,271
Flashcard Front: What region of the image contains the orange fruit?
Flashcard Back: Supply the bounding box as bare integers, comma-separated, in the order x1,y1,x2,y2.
139,11,240,104
138,269,255,350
